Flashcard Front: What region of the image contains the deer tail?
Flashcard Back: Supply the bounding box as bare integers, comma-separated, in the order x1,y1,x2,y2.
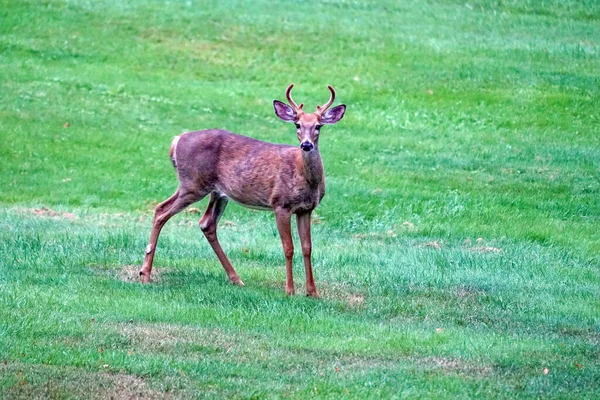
169,135,180,169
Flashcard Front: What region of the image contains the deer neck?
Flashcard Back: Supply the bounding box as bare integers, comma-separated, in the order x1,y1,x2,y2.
301,146,324,187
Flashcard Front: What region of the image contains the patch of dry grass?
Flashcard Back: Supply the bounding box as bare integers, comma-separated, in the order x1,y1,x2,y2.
0,363,182,400
117,264,163,284
117,322,239,354
13,206,77,220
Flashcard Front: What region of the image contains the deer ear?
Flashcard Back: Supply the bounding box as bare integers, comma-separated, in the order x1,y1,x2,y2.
320,104,346,125
273,100,296,122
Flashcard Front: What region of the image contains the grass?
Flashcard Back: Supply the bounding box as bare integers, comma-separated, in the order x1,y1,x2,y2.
0,0,599,398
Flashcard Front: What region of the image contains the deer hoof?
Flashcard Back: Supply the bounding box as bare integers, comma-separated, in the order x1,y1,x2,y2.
231,278,245,287
285,287,295,296
139,271,151,284
307,290,320,298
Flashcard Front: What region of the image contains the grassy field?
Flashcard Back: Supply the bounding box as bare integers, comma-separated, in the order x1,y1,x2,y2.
1,0,599,398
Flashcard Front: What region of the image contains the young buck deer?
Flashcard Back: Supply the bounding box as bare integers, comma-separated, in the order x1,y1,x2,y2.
139,84,346,297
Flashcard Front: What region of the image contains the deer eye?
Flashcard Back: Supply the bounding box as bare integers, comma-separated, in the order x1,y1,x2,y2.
295,123,300,129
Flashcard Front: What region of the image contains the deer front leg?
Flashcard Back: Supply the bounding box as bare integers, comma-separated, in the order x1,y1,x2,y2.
297,212,319,297
275,208,295,295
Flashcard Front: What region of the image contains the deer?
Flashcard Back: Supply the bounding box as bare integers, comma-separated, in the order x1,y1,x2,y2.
139,84,346,297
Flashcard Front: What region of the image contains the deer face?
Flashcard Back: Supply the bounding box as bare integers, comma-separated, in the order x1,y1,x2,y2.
274,84,346,152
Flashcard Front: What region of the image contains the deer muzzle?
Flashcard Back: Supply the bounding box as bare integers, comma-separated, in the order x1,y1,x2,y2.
300,141,314,152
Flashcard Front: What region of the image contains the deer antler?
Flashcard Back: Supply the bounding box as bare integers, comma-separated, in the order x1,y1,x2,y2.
316,85,336,115
286,83,304,113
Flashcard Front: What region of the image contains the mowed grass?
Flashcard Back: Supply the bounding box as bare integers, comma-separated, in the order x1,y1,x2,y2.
0,0,599,398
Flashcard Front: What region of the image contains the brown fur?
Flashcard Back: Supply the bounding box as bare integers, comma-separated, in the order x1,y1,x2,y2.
172,130,325,213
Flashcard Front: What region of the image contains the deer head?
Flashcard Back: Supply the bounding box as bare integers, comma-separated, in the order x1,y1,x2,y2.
273,84,346,152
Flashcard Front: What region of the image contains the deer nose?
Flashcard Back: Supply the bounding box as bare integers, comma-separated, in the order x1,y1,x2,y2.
300,141,314,152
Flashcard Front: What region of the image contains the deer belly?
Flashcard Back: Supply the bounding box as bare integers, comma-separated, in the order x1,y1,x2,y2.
227,195,272,211
231,200,272,211
215,185,273,211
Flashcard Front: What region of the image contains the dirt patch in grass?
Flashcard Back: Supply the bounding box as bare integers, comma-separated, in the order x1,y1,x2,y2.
454,286,487,299
462,238,502,253
316,282,366,310
347,293,366,308
13,206,77,220
117,322,241,354
100,372,179,400
261,279,366,309
401,221,415,230
422,356,494,376
325,354,493,378
418,241,442,249
0,363,181,399
354,230,397,240
117,265,164,283
468,245,502,253
10,207,153,227
89,264,166,284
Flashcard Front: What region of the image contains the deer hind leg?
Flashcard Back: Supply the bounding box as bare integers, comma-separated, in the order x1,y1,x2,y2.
140,188,202,283
199,192,244,286
275,208,295,295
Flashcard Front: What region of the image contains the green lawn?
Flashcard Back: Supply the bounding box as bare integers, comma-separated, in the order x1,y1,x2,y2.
1,0,599,398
